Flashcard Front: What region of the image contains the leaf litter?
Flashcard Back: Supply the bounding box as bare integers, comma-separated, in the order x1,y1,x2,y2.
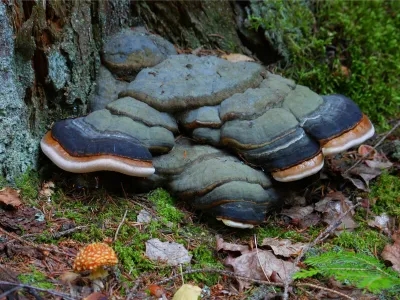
0,132,398,299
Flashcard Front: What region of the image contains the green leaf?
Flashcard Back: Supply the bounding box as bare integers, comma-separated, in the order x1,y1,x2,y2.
294,251,400,293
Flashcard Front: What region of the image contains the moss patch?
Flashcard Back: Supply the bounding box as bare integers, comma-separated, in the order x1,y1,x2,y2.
248,0,400,129
370,172,400,219
14,169,40,200
18,267,55,290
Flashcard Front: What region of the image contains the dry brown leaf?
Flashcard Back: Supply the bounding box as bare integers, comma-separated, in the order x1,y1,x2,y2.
382,236,400,273
343,165,382,191
261,238,306,258
280,205,321,228
216,235,250,253
217,236,298,291
0,187,22,208
358,144,377,158
342,145,393,190
83,292,108,300
314,192,357,232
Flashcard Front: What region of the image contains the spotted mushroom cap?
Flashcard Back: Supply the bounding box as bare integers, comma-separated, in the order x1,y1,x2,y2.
73,243,118,273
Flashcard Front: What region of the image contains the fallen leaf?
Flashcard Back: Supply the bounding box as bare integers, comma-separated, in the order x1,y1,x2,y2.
145,238,192,266
137,209,153,224
365,159,393,170
367,214,390,232
261,238,306,258
314,192,357,233
280,205,320,228
218,237,298,291
343,165,382,191
216,235,250,253
341,145,393,190
358,145,377,158
84,292,108,300
0,187,22,208
382,237,400,273
172,284,202,300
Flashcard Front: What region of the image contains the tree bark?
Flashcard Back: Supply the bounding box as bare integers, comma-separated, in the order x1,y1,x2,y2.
0,0,272,181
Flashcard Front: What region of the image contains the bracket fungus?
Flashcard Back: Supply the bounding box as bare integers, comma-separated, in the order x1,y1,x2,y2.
40,118,155,177
41,39,375,228
73,243,118,280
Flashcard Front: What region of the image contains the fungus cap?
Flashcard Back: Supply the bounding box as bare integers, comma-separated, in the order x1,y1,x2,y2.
40,118,155,177
73,243,118,275
321,114,375,155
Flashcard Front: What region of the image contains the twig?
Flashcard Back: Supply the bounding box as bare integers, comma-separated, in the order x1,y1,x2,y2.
114,209,128,242
52,225,88,239
150,268,354,299
344,120,400,174
294,202,361,267
126,277,142,300
296,282,354,300
0,280,76,300
0,286,20,299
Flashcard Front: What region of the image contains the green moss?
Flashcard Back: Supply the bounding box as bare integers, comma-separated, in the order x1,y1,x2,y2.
14,169,39,200
248,0,400,129
18,267,55,290
370,173,400,219
186,244,224,286
114,236,156,278
255,224,288,240
332,229,389,254
248,0,315,64
147,188,184,224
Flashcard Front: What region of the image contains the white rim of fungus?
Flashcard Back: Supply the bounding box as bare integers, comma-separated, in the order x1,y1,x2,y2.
272,159,324,182
217,218,254,229
322,123,375,156
40,138,155,177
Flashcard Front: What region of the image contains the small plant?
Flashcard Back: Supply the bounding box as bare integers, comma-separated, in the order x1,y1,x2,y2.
294,251,400,293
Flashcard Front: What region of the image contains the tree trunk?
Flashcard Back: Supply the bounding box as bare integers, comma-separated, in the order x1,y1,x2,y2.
0,0,274,181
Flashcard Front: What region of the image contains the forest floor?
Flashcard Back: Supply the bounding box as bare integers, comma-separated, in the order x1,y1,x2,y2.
0,121,399,300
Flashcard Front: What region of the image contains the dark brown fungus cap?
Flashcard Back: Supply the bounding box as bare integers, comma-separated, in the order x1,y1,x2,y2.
40,118,155,177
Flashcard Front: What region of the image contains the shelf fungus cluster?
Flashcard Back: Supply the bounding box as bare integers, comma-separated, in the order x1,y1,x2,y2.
41,29,375,228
